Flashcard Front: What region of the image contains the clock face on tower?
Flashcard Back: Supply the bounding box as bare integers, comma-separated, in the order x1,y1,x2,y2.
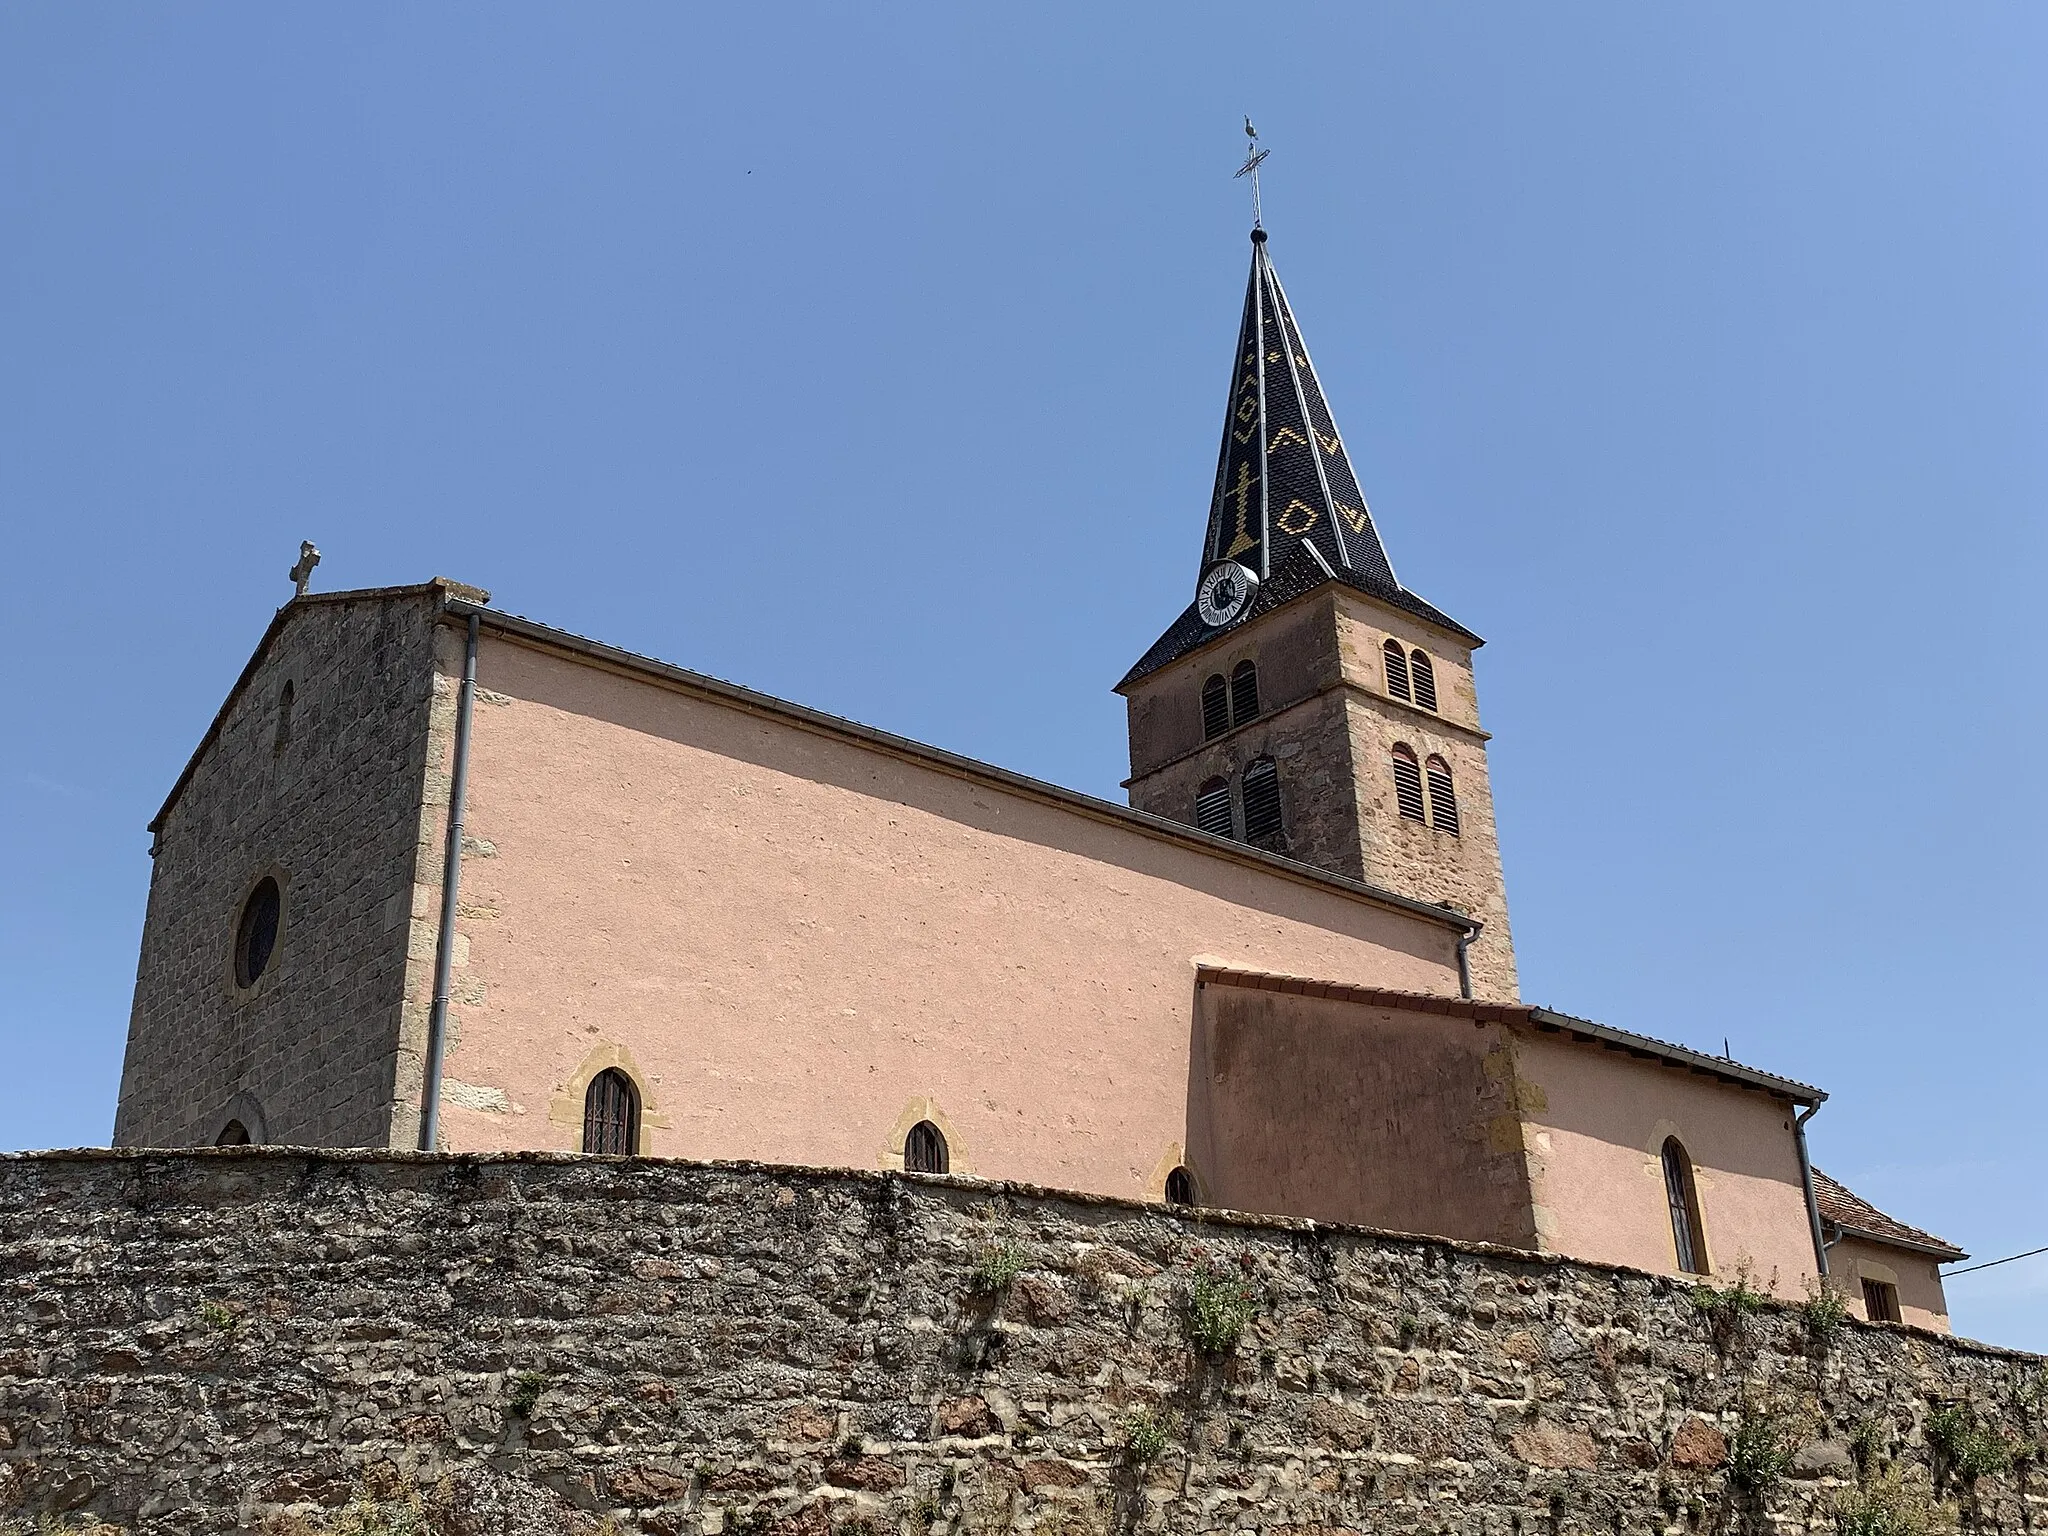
1196,561,1259,629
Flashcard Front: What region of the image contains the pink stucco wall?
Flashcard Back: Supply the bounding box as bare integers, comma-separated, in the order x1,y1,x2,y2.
431,633,1464,1200
1512,1029,1818,1295
1829,1236,1952,1332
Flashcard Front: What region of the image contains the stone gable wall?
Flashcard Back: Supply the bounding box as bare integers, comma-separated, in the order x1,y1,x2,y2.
113,592,440,1150
3,1151,2040,1536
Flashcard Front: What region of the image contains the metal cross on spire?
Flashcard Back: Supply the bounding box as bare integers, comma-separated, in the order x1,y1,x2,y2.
1234,117,1270,230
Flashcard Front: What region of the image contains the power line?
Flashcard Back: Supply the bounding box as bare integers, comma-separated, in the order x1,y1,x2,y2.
1943,1244,2048,1277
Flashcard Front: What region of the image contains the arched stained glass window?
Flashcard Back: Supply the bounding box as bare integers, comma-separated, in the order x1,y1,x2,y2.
1662,1137,1708,1275
582,1068,641,1155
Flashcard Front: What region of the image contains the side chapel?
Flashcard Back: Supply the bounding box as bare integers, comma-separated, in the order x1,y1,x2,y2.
113,224,1964,1332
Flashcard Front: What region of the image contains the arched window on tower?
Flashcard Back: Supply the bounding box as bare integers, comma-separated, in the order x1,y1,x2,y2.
1661,1137,1709,1275
1195,777,1234,839
1425,755,1460,835
1383,640,1412,703
1164,1166,1196,1206
1410,650,1438,712
1201,674,1230,740
904,1120,949,1174
1230,660,1260,725
582,1068,641,1155
1241,756,1283,840
1390,744,1426,821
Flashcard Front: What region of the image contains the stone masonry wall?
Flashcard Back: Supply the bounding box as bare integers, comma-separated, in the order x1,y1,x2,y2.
113,590,441,1150
4,1151,2042,1536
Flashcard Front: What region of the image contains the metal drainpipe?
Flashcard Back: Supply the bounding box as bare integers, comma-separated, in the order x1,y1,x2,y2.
418,612,480,1152
1794,1101,1828,1278
1455,919,1482,1001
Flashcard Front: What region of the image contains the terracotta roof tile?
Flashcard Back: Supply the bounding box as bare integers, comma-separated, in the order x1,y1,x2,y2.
1812,1169,1965,1261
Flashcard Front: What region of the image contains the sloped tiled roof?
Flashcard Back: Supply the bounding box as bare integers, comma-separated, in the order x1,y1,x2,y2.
1120,229,1479,690
1813,1169,1966,1261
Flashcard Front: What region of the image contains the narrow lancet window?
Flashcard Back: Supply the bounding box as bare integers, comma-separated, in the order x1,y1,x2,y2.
1241,757,1283,840
1391,744,1426,821
1230,660,1260,725
1195,777,1234,839
1662,1137,1708,1275
1426,755,1460,835
1201,674,1230,740
274,681,295,754
1410,650,1438,712
904,1120,949,1174
1383,640,1412,702
582,1068,641,1155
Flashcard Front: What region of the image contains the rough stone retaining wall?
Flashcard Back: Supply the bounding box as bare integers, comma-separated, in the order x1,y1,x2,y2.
2,1151,2041,1536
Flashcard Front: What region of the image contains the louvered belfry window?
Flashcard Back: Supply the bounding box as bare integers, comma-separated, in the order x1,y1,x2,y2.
904,1120,949,1174
1201,674,1230,740
1425,755,1460,835
1391,744,1426,821
1410,650,1438,712
1241,757,1283,840
582,1068,640,1155
1662,1137,1708,1275
1383,640,1411,702
1230,660,1260,726
1195,777,1234,839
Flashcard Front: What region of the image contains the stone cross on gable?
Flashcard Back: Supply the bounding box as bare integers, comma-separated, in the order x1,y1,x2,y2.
289,541,321,598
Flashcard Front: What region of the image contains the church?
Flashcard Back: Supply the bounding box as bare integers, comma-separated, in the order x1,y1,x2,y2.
112,223,1964,1333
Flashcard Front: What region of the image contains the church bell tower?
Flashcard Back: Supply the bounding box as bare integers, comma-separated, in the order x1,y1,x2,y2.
1117,226,1518,1000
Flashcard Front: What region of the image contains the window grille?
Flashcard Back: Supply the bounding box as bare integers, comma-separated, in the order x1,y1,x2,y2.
216,1120,251,1146
234,877,281,987
1164,1166,1195,1205
1860,1279,1901,1324
904,1119,949,1174
1662,1138,1708,1274
1410,650,1438,712
582,1068,640,1155
1230,660,1260,726
274,681,294,754
1241,757,1283,840
1195,778,1234,839
1201,674,1230,740
1391,745,1426,821
1382,640,1411,702
1425,755,1460,835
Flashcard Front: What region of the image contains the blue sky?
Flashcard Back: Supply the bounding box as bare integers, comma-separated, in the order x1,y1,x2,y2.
2,6,2042,1347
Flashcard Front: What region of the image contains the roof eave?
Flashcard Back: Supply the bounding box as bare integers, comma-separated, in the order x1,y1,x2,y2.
1825,1221,1968,1263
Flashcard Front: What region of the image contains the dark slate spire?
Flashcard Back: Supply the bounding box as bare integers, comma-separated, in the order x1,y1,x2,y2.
1119,230,1479,691
1200,228,1399,590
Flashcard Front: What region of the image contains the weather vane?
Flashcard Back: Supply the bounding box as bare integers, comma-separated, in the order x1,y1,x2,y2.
1234,117,1269,230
